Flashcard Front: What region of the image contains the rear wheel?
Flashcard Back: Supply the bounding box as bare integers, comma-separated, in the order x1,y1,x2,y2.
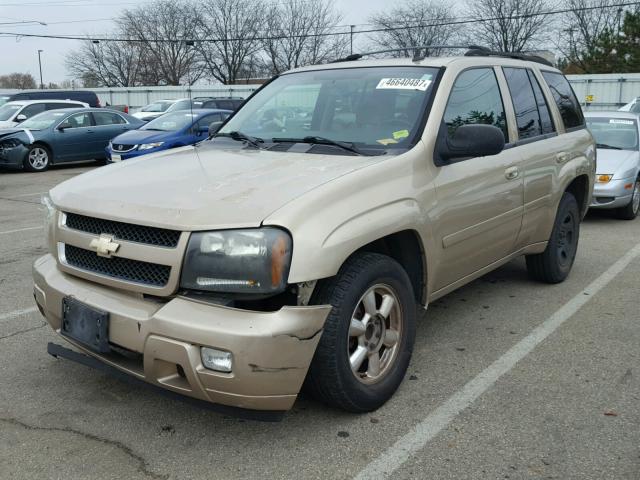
305,252,416,412
23,145,51,172
526,192,580,284
615,177,640,220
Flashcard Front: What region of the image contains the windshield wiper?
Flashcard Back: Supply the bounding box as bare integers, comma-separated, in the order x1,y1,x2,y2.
596,143,622,150
214,131,264,149
272,136,368,155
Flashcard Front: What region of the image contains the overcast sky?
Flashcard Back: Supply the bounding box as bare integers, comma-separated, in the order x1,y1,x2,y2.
0,0,391,84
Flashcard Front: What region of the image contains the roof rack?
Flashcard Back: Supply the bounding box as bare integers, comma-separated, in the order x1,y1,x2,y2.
333,45,486,63
332,45,553,67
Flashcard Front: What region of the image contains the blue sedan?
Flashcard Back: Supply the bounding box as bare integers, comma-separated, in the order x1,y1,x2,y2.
0,108,143,172
106,109,231,162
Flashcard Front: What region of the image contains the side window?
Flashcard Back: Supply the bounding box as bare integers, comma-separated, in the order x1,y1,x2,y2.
503,68,540,140
93,112,125,126
541,72,585,130
20,103,46,118
527,71,555,135
45,103,74,110
443,68,507,140
62,112,92,129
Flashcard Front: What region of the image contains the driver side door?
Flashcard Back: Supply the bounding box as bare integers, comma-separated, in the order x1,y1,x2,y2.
51,112,95,162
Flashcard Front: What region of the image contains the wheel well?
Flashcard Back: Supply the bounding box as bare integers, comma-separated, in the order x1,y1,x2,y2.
565,175,590,216
355,230,426,305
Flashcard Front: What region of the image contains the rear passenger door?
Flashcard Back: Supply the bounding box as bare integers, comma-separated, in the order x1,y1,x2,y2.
432,67,524,290
502,67,563,249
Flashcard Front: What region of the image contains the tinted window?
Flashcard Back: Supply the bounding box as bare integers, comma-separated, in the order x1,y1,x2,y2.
443,68,507,140
93,111,125,125
45,102,81,110
63,112,92,129
541,72,584,130
528,71,555,135
503,68,540,140
21,103,46,118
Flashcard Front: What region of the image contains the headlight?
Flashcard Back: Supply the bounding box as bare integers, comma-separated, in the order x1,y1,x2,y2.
180,228,292,294
596,174,613,183
0,138,22,152
138,142,164,150
41,194,56,253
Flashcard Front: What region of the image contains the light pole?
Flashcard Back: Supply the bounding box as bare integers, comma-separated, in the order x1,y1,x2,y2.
37,49,44,89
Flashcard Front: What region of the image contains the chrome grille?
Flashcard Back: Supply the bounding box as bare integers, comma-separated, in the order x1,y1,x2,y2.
65,213,180,248
64,244,171,287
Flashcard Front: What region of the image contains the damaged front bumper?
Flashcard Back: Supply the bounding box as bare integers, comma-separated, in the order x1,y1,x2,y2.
33,254,331,413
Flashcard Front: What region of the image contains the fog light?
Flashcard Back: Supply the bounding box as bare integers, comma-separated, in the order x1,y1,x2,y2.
201,347,233,373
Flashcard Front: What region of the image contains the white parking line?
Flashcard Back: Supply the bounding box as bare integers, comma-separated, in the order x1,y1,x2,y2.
0,226,42,235
0,307,38,322
354,241,640,480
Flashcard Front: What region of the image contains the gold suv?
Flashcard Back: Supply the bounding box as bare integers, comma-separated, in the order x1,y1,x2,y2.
33,51,595,416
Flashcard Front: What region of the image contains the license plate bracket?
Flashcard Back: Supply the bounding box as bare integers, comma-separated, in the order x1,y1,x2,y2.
61,297,110,353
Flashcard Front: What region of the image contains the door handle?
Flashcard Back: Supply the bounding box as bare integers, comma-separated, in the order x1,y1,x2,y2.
505,166,519,180
556,152,570,163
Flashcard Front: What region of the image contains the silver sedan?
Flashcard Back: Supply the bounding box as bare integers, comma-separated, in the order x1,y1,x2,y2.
586,111,640,220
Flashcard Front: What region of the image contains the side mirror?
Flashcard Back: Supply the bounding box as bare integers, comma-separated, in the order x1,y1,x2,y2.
436,123,505,165
57,123,70,131
15,114,27,122
208,121,223,137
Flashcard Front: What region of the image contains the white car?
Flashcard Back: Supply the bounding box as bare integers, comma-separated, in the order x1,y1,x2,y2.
132,99,182,122
585,111,640,219
0,99,88,129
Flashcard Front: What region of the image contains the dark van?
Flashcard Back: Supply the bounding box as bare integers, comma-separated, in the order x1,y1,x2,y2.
6,90,100,108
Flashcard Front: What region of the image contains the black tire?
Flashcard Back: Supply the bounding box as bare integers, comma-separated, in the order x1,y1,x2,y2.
526,192,580,284
305,252,417,412
23,144,51,172
615,177,640,220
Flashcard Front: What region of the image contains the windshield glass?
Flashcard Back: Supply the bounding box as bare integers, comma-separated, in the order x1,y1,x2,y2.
587,117,638,150
21,110,68,130
142,101,173,113
0,103,22,121
219,66,439,150
142,111,196,131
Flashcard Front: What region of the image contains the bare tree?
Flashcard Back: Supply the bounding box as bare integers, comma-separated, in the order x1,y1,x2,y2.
367,0,457,58
558,0,626,72
465,0,551,52
261,0,347,75
65,39,142,87
195,0,264,84
119,0,203,85
0,73,37,89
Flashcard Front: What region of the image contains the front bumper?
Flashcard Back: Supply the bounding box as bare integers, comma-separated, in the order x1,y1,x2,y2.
0,144,28,168
590,178,635,209
33,254,330,412
106,147,160,162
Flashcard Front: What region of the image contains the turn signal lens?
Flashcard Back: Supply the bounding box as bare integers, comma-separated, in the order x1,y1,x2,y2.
596,174,613,183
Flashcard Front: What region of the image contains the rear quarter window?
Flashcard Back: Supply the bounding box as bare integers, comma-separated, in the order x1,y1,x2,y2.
541,72,585,130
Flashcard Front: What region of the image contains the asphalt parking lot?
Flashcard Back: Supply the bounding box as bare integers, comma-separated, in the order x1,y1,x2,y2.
0,165,638,480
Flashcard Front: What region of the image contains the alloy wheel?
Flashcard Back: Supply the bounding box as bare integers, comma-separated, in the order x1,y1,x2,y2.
28,148,49,170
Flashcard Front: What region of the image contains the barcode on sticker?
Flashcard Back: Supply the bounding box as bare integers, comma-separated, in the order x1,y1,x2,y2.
376,78,432,91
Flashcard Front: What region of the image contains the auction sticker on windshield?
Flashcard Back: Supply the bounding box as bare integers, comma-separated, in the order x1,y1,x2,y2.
376,77,432,91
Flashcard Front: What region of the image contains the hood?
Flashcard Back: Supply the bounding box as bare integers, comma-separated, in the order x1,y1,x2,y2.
0,120,17,128
112,129,172,145
133,111,164,120
595,148,640,178
50,144,384,230
0,128,29,142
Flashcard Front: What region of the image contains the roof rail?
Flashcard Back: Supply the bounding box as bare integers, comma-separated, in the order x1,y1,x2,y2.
465,48,553,67
333,45,487,63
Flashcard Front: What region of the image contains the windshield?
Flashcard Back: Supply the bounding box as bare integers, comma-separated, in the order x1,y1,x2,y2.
142,111,197,131
142,101,173,113
219,66,439,150
21,110,68,130
0,103,22,121
587,117,638,150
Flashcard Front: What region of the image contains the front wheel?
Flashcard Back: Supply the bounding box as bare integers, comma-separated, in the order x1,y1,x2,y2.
305,252,416,412
615,177,640,220
23,145,51,172
526,191,580,283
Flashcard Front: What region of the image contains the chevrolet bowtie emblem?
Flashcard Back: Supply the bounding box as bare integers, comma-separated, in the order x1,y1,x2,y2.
89,234,120,258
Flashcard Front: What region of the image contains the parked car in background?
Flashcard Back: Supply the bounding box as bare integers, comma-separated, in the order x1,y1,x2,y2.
586,111,640,219
0,100,88,129
164,98,206,113
0,108,143,171
201,97,244,111
6,90,100,107
106,109,231,162
132,99,181,122
0,93,13,107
